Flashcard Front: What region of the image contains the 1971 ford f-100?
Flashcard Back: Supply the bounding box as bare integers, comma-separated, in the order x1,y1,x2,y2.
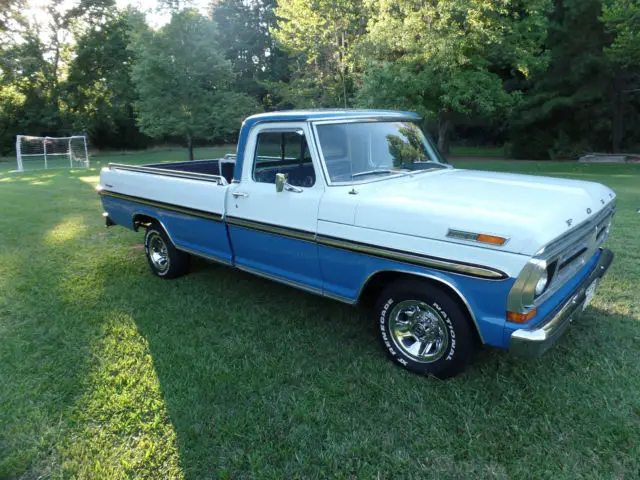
98,110,615,378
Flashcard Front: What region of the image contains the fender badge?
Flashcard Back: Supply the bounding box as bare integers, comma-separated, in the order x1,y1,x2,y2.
566,219,573,227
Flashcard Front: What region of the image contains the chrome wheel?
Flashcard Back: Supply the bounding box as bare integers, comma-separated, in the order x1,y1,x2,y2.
389,300,449,363
148,232,170,273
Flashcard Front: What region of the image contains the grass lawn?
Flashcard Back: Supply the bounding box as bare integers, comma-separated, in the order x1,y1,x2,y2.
449,146,505,157
1,152,639,478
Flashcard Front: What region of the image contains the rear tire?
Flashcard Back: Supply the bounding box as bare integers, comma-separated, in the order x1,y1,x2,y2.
144,222,189,279
375,279,475,379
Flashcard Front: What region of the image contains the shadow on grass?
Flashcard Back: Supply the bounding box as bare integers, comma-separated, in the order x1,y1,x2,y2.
107,254,640,478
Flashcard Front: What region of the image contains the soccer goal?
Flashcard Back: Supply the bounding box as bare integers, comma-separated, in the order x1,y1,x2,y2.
16,135,89,172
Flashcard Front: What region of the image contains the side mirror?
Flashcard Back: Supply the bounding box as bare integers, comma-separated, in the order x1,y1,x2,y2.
275,173,287,193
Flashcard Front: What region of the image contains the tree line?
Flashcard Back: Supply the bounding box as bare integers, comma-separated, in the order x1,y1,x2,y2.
1,0,638,160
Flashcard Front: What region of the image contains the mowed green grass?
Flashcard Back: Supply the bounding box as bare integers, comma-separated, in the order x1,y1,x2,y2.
1,152,639,479
449,146,505,157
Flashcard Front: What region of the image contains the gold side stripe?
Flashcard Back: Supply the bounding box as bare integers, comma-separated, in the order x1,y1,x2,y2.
316,235,507,280
99,190,222,222
226,216,316,242
101,190,506,280
227,216,506,280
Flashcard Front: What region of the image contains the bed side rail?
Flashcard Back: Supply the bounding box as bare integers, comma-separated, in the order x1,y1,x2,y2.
108,163,229,186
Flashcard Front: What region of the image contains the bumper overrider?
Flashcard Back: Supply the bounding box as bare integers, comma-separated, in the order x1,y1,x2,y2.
510,248,614,357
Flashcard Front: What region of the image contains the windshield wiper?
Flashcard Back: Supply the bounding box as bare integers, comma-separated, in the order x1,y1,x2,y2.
411,161,447,168
410,162,452,174
351,169,411,179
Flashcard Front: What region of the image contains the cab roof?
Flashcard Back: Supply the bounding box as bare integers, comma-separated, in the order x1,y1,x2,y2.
233,109,421,183
244,109,421,124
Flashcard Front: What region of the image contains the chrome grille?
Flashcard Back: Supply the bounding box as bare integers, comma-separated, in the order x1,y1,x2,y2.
506,202,615,314
535,203,614,305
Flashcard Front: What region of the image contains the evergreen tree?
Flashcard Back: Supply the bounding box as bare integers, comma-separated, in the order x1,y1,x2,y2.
213,0,289,108
511,0,615,158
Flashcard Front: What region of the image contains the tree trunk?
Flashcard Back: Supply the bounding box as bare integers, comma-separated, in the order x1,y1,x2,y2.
612,79,623,153
187,134,194,161
341,32,348,108
437,114,451,155
342,73,348,109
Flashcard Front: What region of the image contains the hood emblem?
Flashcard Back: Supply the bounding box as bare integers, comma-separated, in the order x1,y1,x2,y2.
566,219,573,227
446,229,508,246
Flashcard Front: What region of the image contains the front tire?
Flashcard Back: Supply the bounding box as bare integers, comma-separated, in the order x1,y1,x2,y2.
375,279,475,379
144,223,189,279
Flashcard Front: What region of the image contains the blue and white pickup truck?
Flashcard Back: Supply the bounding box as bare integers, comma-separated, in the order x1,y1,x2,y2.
98,110,615,378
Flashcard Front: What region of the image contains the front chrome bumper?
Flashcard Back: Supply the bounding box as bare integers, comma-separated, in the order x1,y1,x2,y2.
510,248,614,357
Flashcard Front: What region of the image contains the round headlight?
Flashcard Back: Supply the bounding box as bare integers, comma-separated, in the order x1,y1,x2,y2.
534,275,548,296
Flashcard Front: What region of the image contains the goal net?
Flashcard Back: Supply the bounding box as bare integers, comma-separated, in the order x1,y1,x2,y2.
16,135,89,172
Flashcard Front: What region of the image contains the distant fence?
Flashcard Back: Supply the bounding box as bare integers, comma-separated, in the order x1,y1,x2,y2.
579,153,640,163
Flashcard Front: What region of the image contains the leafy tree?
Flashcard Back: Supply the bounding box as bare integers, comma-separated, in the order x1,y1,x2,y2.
130,10,260,159
358,0,551,153
0,0,24,37
0,27,67,149
273,0,368,108
0,0,78,151
213,0,289,108
66,7,149,149
602,0,640,67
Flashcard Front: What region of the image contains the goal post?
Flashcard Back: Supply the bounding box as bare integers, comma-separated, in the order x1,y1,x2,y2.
16,135,89,172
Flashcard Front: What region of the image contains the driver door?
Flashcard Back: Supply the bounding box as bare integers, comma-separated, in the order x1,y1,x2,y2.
227,122,325,292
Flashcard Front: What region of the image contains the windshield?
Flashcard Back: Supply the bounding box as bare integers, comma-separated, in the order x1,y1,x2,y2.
315,121,448,183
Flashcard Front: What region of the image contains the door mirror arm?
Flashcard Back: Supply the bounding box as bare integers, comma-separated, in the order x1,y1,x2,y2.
275,173,303,193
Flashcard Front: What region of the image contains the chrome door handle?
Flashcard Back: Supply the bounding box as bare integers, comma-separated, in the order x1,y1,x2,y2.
232,191,249,198
285,184,303,193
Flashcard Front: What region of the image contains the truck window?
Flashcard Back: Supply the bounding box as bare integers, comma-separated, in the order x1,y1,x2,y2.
253,131,316,188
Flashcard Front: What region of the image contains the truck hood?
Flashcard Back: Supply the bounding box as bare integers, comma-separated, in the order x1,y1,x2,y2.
351,168,616,255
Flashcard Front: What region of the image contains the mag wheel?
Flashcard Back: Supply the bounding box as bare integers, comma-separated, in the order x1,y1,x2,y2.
144,222,189,279
375,279,475,379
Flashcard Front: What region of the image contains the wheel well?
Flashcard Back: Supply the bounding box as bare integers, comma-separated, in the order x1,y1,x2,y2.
358,270,484,345
132,213,158,231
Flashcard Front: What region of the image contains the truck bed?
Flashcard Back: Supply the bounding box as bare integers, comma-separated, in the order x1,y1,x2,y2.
146,154,236,184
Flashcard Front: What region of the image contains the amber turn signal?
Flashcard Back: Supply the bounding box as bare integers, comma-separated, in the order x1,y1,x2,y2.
476,234,507,245
507,309,537,324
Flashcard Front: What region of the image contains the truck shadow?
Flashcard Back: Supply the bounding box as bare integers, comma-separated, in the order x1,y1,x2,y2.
112,253,640,478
